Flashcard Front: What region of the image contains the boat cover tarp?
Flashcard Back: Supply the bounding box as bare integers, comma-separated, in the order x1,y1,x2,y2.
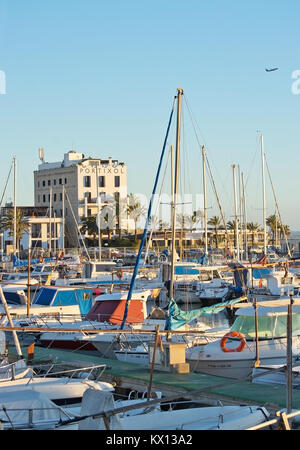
12,255,53,267
79,388,122,430
165,297,244,330
33,287,92,315
86,300,144,324
0,389,70,427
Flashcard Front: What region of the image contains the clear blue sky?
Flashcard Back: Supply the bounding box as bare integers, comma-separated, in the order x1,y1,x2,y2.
1,0,300,229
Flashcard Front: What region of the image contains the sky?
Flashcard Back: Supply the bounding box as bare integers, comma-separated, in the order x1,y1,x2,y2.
0,0,300,230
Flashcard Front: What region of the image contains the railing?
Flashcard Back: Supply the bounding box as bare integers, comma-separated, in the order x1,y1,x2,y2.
247,409,300,430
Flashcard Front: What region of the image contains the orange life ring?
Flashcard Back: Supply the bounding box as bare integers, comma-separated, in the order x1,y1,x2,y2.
116,268,123,280
220,331,246,353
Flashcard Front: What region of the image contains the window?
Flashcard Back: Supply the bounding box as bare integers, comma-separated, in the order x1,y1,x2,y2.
84,192,92,202
37,181,40,188
48,180,51,186
60,193,63,201
43,194,46,203
87,209,92,216
99,176,105,188
84,176,91,187
42,180,45,187
114,176,120,187
53,193,57,202
64,178,67,184
59,178,62,185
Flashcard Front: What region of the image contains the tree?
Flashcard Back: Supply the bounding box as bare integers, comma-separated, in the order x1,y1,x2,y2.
80,215,99,243
279,223,291,241
0,208,29,251
266,214,278,245
127,193,147,241
247,222,261,247
208,216,221,249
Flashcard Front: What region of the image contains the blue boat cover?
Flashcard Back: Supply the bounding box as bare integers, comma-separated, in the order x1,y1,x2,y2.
33,287,93,315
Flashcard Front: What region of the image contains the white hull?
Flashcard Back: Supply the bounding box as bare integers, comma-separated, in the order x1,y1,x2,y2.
186,337,300,379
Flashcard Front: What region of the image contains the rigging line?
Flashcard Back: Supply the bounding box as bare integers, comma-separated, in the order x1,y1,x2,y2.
0,160,13,207
205,155,229,245
264,155,291,257
183,95,231,204
64,189,91,261
244,135,260,190
143,147,171,263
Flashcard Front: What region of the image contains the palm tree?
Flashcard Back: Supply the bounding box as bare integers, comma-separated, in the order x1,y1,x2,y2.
80,215,99,243
208,216,221,249
266,214,278,245
247,222,261,247
227,219,239,248
127,193,147,241
0,208,29,251
279,223,291,242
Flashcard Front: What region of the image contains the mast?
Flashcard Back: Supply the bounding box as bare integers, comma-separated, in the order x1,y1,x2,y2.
62,183,65,254
49,186,52,253
13,156,17,254
260,134,267,255
170,88,183,299
241,172,248,260
202,146,208,254
232,164,239,260
96,162,102,262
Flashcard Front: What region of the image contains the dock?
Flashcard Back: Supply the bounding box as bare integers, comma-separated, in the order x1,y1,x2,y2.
8,344,298,415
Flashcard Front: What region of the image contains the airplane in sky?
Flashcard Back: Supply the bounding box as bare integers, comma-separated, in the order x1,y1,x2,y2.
265,68,279,72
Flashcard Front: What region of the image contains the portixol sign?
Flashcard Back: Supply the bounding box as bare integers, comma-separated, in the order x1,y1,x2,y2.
79,165,125,174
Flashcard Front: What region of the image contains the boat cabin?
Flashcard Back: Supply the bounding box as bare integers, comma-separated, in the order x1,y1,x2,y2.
231,303,300,340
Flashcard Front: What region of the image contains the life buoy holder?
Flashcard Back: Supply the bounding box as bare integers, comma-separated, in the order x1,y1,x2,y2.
116,268,123,280
220,331,246,353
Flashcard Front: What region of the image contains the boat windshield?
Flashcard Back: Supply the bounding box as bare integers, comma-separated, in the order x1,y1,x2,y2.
231,314,300,340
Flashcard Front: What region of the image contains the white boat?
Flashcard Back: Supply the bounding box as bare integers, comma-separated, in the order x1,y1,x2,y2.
0,389,78,430
1,286,94,327
37,289,157,356
0,361,114,407
186,299,300,379
252,364,300,387
76,389,270,430
248,268,300,300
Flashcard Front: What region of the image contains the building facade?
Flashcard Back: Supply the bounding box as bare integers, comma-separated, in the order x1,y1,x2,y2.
0,206,63,254
34,151,128,247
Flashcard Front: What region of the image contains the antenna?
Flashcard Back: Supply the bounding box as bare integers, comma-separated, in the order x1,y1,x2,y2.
38,147,45,163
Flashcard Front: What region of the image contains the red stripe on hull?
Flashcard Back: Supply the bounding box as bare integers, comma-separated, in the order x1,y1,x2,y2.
40,340,97,351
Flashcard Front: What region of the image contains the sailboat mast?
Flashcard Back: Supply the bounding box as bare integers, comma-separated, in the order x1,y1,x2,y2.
13,156,17,254
170,88,183,299
202,146,208,254
260,134,267,255
62,183,65,254
241,172,248,260
232,164,240,260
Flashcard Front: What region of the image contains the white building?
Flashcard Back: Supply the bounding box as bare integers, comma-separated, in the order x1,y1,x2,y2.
34,151,128,247
0,206,63,254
